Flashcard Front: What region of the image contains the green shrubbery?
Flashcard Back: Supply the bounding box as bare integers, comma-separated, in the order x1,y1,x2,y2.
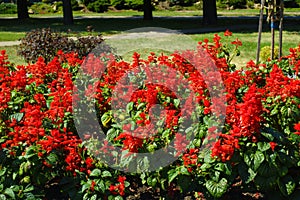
86,0,110,12
124,0,144,10
110,0,127,10
28,0,80,14
216,0,248,9
29,2,55,14
0,3,17,14
260,46,279,61
83,0,143,12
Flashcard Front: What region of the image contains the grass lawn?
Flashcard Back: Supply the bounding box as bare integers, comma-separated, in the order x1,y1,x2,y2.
0,17,253,41
1,31,299,68
0,8,299,66
0,8,299,18
1,45,27,66
191,31,300,66
0,16,299,41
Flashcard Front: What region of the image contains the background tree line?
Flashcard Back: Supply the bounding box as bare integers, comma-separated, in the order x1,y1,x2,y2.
0,0,299,25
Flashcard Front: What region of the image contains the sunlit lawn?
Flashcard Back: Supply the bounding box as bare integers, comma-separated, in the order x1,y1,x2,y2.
0,7,299,66
1,30,299,68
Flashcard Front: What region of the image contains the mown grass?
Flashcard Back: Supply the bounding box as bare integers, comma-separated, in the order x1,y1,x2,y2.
191,31,300,66
0,8,299,18
0,8,299,65
0,17,255,41
0,32,25,41
1,31,299,68
0,16,299,41
0,45,27,66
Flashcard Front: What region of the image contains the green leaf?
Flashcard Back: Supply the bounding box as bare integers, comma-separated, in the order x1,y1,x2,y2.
0,194,6,200
24,192,35,200
253,151,265,171
140,173,146,184
12,172,17,180
9,113,24,122
214,163,232,176
101,112,112,127
4,188,15,199
10,185,19,192
81,183,90,192
90,194,97,200
168,169,179,183
162,129,171,139
114,196,123,200
200,163,211,171
244,151,264,171
47,153,58,164
23,184,34,193
204,150,214,163
137,157,150,172
106,128,119,141
278,175,296,197
179,166,190,175
0,168,7,176
90,169,101,177
98,180,105,193
257,142,270,152
270,107,279,115
238,162,256,184
261,132,274,141
126,102,134,114
205,178,228,198
137,102,146,111
174,99,180,108
102,170,112,178
83,193,89,200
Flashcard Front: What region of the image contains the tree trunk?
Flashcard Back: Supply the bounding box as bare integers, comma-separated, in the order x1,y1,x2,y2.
144,0,153,20
17,0,29,20
203,0,217,25
63,0,74,25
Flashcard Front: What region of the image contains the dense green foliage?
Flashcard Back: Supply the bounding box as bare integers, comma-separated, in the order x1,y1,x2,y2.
1,31,300,199
0,3,17,14
0,0,299,14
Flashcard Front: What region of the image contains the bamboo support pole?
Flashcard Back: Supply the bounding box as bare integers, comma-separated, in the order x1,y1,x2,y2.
278,0,284,57
270,0,275,60
256,0,266,64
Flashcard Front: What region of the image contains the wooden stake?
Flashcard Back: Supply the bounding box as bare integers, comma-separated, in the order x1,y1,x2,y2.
256,0,265,64
278,0,284,57
271,0,275,60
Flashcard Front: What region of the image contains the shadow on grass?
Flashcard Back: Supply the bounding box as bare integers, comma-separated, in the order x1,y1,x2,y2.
0,17,299,35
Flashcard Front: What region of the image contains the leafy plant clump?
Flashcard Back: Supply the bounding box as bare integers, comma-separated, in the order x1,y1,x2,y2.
0,3,17,14
1,31,300,199
18,28,104,63
260,45,279,61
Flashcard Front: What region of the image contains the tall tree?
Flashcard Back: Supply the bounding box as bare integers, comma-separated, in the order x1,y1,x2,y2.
144,0,153,20
203,0,217,25
63,0,74,25
17,0,29,20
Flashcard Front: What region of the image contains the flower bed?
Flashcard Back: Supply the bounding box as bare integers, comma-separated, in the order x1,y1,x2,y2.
0,31,300,199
